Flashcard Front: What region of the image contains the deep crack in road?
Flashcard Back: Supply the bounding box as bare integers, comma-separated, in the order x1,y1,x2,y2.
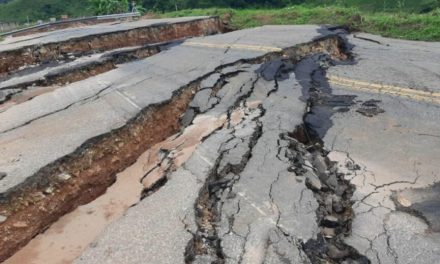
0,18,439,264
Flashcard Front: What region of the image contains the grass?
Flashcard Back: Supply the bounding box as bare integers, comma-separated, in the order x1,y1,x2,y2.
157,5,440,41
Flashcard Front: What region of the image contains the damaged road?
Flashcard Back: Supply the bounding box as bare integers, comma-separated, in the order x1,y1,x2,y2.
0,16,223,76
0,19,440,264
0,42,169,109
322,33,440,264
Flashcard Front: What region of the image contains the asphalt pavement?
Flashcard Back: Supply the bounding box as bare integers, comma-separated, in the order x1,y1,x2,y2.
0,18,439,264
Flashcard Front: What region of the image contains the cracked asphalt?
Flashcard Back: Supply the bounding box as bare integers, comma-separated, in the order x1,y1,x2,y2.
323,33,440,264
0,18,439,264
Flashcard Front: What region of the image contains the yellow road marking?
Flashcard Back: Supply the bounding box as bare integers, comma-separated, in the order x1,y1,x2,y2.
182,42,282,52
182,41,439,104
328,75,440,105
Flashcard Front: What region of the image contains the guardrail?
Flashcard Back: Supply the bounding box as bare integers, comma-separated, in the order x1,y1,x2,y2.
0,12,141,37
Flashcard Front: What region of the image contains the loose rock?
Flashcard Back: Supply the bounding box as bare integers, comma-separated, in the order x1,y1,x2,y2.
313,154,328,175
322,227,336,238
396,194,412,207
332,196,344,213
327,244,350,259
0,215,7,223
322,215,340,228
325,196,333,214
57,172,72,181
44,186,55,195
13,221,28,228
305,171,322,191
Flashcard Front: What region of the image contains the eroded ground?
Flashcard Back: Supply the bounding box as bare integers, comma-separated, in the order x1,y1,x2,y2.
0,17,439,264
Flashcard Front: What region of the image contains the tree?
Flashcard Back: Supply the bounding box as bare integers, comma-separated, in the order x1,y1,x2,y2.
89,0,129,15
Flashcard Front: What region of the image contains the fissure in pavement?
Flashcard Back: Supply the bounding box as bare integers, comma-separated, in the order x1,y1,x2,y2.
0,34,362,262
290,40,370,263
0,81,198,262
183,33,370,263
0,17,223,76
0,43,166,108
184,89,265,263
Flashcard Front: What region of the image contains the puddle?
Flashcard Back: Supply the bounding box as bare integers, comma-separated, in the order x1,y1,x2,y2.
393,182,440,232
0,86,60,112
4,113,228,264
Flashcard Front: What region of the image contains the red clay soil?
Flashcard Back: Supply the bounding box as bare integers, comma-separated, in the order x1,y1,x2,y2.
0,36,347,262
0,84,198,262
0,17,223,75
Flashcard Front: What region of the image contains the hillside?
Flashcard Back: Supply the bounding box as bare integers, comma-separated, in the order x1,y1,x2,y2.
2,0,440,23
141,0,440,12
322,0,440,12
0,0,91,23
161,6,440,41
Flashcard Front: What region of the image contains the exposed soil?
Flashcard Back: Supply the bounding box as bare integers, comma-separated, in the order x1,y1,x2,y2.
0,43,163,109
184,35,357,263
4,112,228,264
11,18,133,38
0,83,198,262
0,17,223,76
286,128,369,263
0,34,351,262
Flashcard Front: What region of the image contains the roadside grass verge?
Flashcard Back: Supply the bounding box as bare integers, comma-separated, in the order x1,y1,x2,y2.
157,6,440,41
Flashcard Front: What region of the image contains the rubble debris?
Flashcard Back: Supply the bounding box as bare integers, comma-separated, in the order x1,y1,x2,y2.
0,17,224,75
0,82,199,262
0,32,358,262
56,173,72,182
0,43,172,109
284,130,369,263
285,44,370,263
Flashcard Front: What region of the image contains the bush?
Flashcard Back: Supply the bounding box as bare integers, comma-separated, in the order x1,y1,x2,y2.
89,0,129,15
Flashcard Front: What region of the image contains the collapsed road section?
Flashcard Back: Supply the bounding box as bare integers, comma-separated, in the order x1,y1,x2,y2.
75,30,369,264
2,22,440,264
0,16,223,76
0,41,177,110
0,25,356,263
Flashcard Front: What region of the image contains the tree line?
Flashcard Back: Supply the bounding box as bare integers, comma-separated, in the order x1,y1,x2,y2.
89,0,309,14
140,0,306,12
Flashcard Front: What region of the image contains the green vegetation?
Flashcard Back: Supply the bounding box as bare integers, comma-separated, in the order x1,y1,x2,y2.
140,0,440,13
308,0,440,13
159,6,440,41
89,0,128,15
0,0,92,23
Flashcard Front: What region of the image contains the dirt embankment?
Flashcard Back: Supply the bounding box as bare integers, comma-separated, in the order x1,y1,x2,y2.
0,17,224,76
0,35,347,262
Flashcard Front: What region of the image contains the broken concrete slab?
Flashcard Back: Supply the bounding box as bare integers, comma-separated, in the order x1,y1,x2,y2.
328,33,440,93
2,21,439,264
0,16,223,75
0,43,165,91
73,32,363,263
323,31,440,264
74,55,315,264
0,25,342,262
0,26,329,195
